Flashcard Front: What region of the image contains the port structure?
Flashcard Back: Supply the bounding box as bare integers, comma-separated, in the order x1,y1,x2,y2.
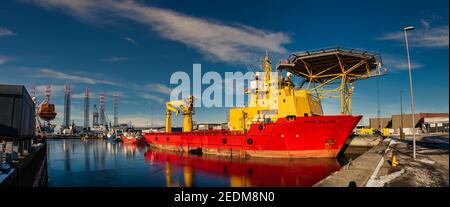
84,88,89,130
165,96,194,133
99,92,106,126
276,47,385,115
93,104,99,128
63,82,71,128
33,84,57,137
113,94,118,127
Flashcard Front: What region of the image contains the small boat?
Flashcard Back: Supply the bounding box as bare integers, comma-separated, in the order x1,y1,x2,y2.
122,130,144,144
108,129,124,142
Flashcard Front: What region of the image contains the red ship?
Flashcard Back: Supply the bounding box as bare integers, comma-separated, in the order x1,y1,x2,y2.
144,48,382,158
122,131,144,144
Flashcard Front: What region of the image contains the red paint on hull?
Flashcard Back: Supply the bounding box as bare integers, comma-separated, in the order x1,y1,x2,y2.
144,115,361,158
121,135,143,144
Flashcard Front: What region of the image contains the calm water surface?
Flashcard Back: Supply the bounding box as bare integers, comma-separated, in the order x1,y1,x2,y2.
47,139,346,187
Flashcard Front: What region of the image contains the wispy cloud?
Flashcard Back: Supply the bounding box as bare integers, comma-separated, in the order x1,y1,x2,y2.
145,83,172,95
119,114,164,127
382,55,424,71
0,56,7,64
101,56,128,62
26,0,291,64
0,27,14,36
378,19,449,48
35,84,66,96
140,93,165,104
124,37,136,44
35,68,120,86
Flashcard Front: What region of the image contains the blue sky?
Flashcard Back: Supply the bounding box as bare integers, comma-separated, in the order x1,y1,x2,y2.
0,0,448,127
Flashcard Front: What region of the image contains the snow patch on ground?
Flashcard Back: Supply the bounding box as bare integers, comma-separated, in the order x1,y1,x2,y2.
366,169,405,187
418,159,435,165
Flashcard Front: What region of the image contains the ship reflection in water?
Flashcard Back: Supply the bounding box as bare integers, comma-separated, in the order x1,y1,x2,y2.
47,139,341,187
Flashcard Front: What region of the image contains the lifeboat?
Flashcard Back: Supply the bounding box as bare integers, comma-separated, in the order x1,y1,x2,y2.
38,102,57,121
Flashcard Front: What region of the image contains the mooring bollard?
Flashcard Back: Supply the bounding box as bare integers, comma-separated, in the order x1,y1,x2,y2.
391,151,398,167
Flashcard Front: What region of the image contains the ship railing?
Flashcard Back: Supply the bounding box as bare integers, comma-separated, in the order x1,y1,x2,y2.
145,129,245,136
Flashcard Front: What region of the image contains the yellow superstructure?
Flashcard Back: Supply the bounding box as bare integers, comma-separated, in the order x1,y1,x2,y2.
228,54,323,132
164,48,383,133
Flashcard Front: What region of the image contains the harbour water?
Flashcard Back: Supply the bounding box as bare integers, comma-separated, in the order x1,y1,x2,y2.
47,139,352,187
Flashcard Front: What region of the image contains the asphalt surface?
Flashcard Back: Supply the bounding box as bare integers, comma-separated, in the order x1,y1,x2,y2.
384,134,449,187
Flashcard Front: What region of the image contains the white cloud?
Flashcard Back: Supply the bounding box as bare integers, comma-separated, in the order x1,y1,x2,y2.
101,56,128,62
0,27,14,36
35,84,66,97
140,93,165,104
36,68,120,86
378,23,449,48
145,83,172,95
27,0,291,64
124,37,136,44
420,19,430,29
72,91,96,99
0,56,7,64
382,55,424,71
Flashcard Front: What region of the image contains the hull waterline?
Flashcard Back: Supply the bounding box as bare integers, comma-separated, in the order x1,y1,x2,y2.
144,115,361,158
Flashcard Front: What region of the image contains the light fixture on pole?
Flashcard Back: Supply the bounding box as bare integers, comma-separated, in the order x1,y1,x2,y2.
403,26,416,159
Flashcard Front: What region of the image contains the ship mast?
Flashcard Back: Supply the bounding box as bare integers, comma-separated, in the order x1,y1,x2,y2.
263,51,272,99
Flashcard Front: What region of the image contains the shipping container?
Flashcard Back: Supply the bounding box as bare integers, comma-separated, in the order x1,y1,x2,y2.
0,84,35,137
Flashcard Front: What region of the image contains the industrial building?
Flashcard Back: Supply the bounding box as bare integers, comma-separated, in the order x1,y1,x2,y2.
369,113,449,135
369,118,392,129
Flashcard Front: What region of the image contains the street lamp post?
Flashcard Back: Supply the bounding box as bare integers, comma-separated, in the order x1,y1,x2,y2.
403,26,416,159
400,90,404,139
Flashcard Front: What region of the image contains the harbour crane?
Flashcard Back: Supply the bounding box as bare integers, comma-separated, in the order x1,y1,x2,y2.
165,96,194,133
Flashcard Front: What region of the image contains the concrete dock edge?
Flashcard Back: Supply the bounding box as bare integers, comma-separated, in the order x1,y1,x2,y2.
314,141,390,187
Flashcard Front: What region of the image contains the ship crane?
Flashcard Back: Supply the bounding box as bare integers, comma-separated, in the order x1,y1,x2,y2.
165,96,194,133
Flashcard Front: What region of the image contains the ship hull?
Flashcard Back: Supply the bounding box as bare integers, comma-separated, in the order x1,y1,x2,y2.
121,134,145,144
144,115,361,158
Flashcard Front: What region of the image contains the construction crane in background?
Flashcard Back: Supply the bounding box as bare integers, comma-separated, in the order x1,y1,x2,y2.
84,88,90,130
63,82,71,129
113,94,118,127
34,84,57,137
165,96,194,133
99,92,106,127
93,104,99,128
